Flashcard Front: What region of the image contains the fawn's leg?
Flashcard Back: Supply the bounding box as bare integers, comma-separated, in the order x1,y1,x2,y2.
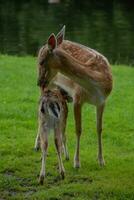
34,116,41,151
38,127,48,184
96,103,105,166
74,102,82,168
34,133,40,151
54,126,65,179
34,90,44,151
61,101,69,160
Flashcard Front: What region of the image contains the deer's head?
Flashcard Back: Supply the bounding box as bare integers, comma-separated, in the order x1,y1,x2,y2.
37,26,65,89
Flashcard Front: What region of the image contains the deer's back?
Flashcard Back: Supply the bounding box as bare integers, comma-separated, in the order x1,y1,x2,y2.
58,40,112,101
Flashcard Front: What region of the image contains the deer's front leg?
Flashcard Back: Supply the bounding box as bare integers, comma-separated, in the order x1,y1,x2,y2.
96,103,105,167
54,126,65,179
39,127,48,185
74,102,82,168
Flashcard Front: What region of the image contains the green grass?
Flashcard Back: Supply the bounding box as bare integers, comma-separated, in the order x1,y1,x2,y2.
0,55,134,200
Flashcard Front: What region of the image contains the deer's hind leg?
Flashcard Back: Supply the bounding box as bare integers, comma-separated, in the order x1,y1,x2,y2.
96,103,105,167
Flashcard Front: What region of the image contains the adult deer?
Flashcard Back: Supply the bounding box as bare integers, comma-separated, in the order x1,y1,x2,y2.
36,26,113,168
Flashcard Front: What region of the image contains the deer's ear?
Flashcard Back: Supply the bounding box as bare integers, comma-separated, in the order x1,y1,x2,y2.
56,25,65,46
47,33,57,51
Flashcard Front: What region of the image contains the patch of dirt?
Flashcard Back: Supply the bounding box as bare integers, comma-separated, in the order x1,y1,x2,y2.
62,192,76,197
7,189,17,197
19,177,37,187
44,175,63,188
68,175,93,184
24,189,37,197
2,169,15,177
1,169,22,182
1,169,39,198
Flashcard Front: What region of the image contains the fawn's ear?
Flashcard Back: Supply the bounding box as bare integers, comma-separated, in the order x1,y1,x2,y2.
47,33,57,51
56,25,65,46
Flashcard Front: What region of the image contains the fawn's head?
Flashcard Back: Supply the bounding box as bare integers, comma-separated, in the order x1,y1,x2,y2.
37,26,65,89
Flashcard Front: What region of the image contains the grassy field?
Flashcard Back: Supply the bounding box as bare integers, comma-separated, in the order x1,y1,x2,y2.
0,55,134,200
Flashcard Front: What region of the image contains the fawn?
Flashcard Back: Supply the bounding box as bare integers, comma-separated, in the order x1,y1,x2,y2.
36,88,69,184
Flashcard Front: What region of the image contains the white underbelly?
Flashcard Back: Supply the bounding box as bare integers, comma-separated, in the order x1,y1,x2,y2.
54,73,77,98
54,73,106,106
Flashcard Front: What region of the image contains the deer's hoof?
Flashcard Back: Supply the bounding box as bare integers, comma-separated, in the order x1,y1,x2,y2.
60,171,65,179
98,157,105,167
65,155,69,161
38,175,44,185
74,160,81,168
34,146,40,152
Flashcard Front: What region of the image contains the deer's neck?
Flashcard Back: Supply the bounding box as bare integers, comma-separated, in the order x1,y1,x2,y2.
54,49,100,92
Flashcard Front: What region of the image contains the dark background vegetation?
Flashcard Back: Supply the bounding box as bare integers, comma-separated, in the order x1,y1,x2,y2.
0,0,134,65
